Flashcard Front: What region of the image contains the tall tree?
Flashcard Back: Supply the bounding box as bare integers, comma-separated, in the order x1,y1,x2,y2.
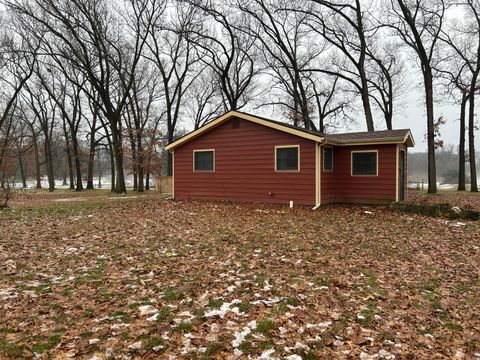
439,0,480,192
184,0,259,112
145,1,197,176
385,0,447,193
291,0,376,131
6,0,159,193
238,0,319,129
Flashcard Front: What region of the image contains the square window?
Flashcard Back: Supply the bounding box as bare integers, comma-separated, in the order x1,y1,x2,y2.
194,150,214,172
352,151,377,176
276,146,299,171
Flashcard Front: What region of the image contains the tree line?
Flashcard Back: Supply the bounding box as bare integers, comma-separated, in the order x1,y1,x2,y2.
0,0,478,194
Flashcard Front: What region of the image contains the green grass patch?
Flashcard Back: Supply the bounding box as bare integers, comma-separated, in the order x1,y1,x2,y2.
163,288,183,302
255,319,275,336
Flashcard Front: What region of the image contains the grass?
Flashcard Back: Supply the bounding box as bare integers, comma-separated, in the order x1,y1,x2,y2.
1,191,479,358
255,319,275,336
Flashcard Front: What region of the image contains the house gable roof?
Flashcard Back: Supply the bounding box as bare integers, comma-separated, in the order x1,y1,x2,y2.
165,111,415,150
165,111,324,150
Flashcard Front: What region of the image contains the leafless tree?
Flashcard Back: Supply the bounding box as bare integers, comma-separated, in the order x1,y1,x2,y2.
184,0,260,112
237,0,319,129
439,0,480,192
383,0,447,193
145,0,198,176
186,68,223,129
288,0,377,131
6,0,160,193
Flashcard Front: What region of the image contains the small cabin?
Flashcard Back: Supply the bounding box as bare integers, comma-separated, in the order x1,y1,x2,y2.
166,111,415,206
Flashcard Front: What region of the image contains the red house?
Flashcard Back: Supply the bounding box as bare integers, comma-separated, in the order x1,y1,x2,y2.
166,111,415,206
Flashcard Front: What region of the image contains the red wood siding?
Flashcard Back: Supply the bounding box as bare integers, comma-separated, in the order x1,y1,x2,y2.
173,117,317,205
321,144,399,204
400,144,408,201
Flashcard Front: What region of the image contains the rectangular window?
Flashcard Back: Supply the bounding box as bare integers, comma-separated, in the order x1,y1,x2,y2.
193,149,214,172
275,145,299,171
352,151,378,176
323,147,333,171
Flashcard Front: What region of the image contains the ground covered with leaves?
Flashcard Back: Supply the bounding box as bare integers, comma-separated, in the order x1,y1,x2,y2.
1,192,479,359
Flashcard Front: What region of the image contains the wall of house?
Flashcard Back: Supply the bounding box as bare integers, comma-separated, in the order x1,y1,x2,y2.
321,144,400,204
173,117,317,205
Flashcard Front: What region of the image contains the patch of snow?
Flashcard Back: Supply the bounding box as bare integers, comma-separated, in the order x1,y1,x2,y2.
147,313,159,322
306,321,332,331
231,320,257,348
128,341,142,350
89,338,100,345
233,348,243,357
258,348,277,359
285,356,302,360
251,297,282,306
204,299,243,318
110,323,129,331
138,305,157,316
210,323,220,333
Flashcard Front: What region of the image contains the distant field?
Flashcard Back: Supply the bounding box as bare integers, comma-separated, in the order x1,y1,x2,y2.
1,191,479,359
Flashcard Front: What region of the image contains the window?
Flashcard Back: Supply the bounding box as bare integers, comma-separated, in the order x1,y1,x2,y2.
193,150,214,172
323,147,333,171
351,151,378,176
275,146,299,171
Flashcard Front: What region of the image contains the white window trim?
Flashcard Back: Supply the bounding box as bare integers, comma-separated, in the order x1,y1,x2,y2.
351,150,379,176
323,146,334,172
193,149,215,172
275,145,300,172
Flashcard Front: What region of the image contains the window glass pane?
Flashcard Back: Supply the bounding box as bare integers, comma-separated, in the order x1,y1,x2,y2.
276,147,298,171
352,152,377,175
324,147,333,171
194,151,214,171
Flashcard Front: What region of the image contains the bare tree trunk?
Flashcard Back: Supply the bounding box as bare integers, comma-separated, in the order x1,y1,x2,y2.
32,134,42,189
468,89,478,192
424,68,437,193
44,141,55,192
86,128,96,189
18,154,27,188
71,135,83,192
86,145,95,190
111,121,126,193
145,171,150,191
458,92,467,191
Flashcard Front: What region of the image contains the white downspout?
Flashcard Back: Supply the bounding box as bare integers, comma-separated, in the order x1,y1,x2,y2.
312,141,326,210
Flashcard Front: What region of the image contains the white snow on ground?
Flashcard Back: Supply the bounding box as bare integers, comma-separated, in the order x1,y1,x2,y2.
231,320,257,348
258,348,277,359
204,299,244,318
138,305,158,316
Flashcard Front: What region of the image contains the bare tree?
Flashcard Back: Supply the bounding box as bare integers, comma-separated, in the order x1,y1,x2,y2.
439,0,480,192
384,0,447,193
6,0,159,193
0,17,37,132
22,78,58,191
308,75,353,133
288,0,377,131
237,0,318,129
184,0,260,112
186,68,223,129
145,1,198,176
